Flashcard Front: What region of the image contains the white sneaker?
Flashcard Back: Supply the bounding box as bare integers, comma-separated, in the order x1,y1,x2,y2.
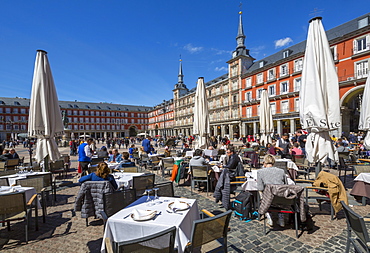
278,213,285,227
266,213,273,226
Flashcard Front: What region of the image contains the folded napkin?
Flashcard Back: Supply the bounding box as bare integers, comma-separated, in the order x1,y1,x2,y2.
171,200,189,210
131,209,155,220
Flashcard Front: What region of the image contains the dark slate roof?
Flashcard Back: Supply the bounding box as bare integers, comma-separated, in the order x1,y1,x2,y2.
0,97,152,112
180,73,229,97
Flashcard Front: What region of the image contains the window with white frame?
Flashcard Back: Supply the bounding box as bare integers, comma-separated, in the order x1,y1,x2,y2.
0,125,3,130
294,58,303,72
96,111,100,116
91,125,95,130
257,73,263,84
85,111,89,116
270,103,276,115
359,17,369,29
79,125,84,130
73,110,78,115
13,116,18,122
294,78,301,91
246,77,252,88
259,61,264,68
90,111,94,116
21,108,26,114
283,50,289,58
21,125,26,130
91,118,95,123
223,84,228,93
5,108,10,113
74,125,78,130
330,46,338,61
85,118,89,123
268,68,276,81
281,100,289,113
246,107,252,118
13,125,19,130
280,81,289,94
354,35,370,54
245,91,252,102
85,125,90,130
102,125,106,130
96,118,100,123
295,98,300,112
231,65,238,76
73,118,78,123
257,89,263,100
96,125,100,130
280,64,289,77
268,85,276,96
79,117,83,123
101,118,105,123
79,111,83,116
257,105,260,116
106,112,111,117
232,80,238,90
356,60,369,78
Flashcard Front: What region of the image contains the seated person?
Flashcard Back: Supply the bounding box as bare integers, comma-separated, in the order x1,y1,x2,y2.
108,149,122,163
337,141,350,152
79,162,118,190
9,148,19,159
266,143,276,155
189,149,207,167
290,142,303,155
128,144,136,158
0,149,11,161
164,147,171,157
138,146,146,157
120,152,135,167
241,142,255,152
257,155,288,227
97,146,109,158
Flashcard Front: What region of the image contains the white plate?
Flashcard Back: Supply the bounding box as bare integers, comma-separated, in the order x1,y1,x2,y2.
168,201,190,211
131,210,157,221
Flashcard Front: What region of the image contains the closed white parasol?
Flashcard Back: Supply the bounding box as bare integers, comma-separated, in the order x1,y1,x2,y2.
193,77,210,149
259,89,273,146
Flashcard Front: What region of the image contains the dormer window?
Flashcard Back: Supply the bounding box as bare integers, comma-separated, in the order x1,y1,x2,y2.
14,101,20,105
283,50,290,58
358,16,369,29
259,61,264,68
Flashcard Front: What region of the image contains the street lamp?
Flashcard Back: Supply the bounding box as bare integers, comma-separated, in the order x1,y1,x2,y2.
6,120,14,141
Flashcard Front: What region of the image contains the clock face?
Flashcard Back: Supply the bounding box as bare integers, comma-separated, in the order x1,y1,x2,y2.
233,51,237,57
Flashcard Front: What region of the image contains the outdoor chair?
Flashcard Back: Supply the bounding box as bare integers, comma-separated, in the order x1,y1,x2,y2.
16,176,48,224
100,189,136,227
139,153,150,170
292,154,310,179
259,185,304,238
132,152,140,165
148,156,161,174
91,157,104,166
341,201,370,253
6,158,19,170
61,154,71,172
27,172,56,205
50,159,67,179
295,178,334,220
0,177,9,186
244,151,258,168
122,166,138,173
338,157,355,187
154,181,175,197
105,226,177,253
353,164,370,176
190,165,212,196
0,161,6,172
132,173,155,198
185,209,232,253
0,191,38,243
161,157,175,178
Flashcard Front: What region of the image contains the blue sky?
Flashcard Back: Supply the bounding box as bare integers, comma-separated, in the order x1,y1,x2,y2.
0,0,368,107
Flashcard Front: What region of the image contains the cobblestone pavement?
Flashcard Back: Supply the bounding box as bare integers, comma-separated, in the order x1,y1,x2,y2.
0,142,368,252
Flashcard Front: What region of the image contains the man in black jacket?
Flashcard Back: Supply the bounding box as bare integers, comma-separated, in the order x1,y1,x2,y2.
223,147,239,171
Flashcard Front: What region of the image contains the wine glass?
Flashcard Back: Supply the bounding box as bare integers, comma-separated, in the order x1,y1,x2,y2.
145,189,155,206
153,187,162,204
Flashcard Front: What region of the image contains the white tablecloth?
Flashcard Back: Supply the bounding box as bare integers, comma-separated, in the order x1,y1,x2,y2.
0,186,41,208
106,162,121,170
354,173,370,184
275,158,298,171
113,172,144,188
101,196,199,253
0,172,51,186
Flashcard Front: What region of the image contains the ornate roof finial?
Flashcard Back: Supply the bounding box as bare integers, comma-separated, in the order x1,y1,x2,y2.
178,55,184,84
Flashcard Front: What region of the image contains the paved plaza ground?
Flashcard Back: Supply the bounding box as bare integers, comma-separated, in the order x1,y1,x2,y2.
0,142,368,252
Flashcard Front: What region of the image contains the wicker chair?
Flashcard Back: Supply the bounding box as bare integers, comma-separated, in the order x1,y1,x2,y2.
105,226,176,253
16,176,47,223
6,158,19,170
148,156,161,174
50,160,67,178
185,210,232,253
0,191,37,243
0,177,9,186
100,189,136,227
154,181,174,197
122,166,138,173
292,154,310,179
161,158,174,178
190,165,211,196
341,201,370,253
27,172,56,205
132,173,155,198
0,161,6,172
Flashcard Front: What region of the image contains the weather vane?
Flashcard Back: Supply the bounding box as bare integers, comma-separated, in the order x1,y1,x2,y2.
239,1,242,14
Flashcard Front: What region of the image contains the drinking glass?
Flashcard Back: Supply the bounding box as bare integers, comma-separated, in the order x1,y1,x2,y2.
145,189,155,206
153,187,162,204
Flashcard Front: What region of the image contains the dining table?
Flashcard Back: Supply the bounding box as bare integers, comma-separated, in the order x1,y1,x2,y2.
112,172,144,189
101,196,200,253
350,172,370,205
0,185,41,208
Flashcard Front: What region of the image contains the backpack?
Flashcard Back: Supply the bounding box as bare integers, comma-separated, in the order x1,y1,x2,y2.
231,191,254,220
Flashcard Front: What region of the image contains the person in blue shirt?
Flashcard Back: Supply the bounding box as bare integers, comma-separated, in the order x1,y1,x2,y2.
128,144,136,158
142,136,151,153
108,149,122,163
79,162,118,190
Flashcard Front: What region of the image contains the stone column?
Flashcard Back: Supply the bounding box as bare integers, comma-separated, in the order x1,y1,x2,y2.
290,119,296,134
253,122,257,136
276,120,282,136
221,125,225,137
229,124,234,140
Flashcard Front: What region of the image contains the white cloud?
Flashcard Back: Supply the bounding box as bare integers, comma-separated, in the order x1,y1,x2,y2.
183,43,203,53
211,48,232,55
274,37,293,48
215,66,228,72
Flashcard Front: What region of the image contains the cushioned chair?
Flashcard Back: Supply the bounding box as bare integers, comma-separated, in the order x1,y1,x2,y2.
185,210,232,253
105,226,177,253
0,191,38,243
154,181,174,197
132,173,155,198
341,201,370,253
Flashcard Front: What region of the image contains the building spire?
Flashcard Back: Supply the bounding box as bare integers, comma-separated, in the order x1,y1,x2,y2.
178,56,184,84
236,10,246,50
